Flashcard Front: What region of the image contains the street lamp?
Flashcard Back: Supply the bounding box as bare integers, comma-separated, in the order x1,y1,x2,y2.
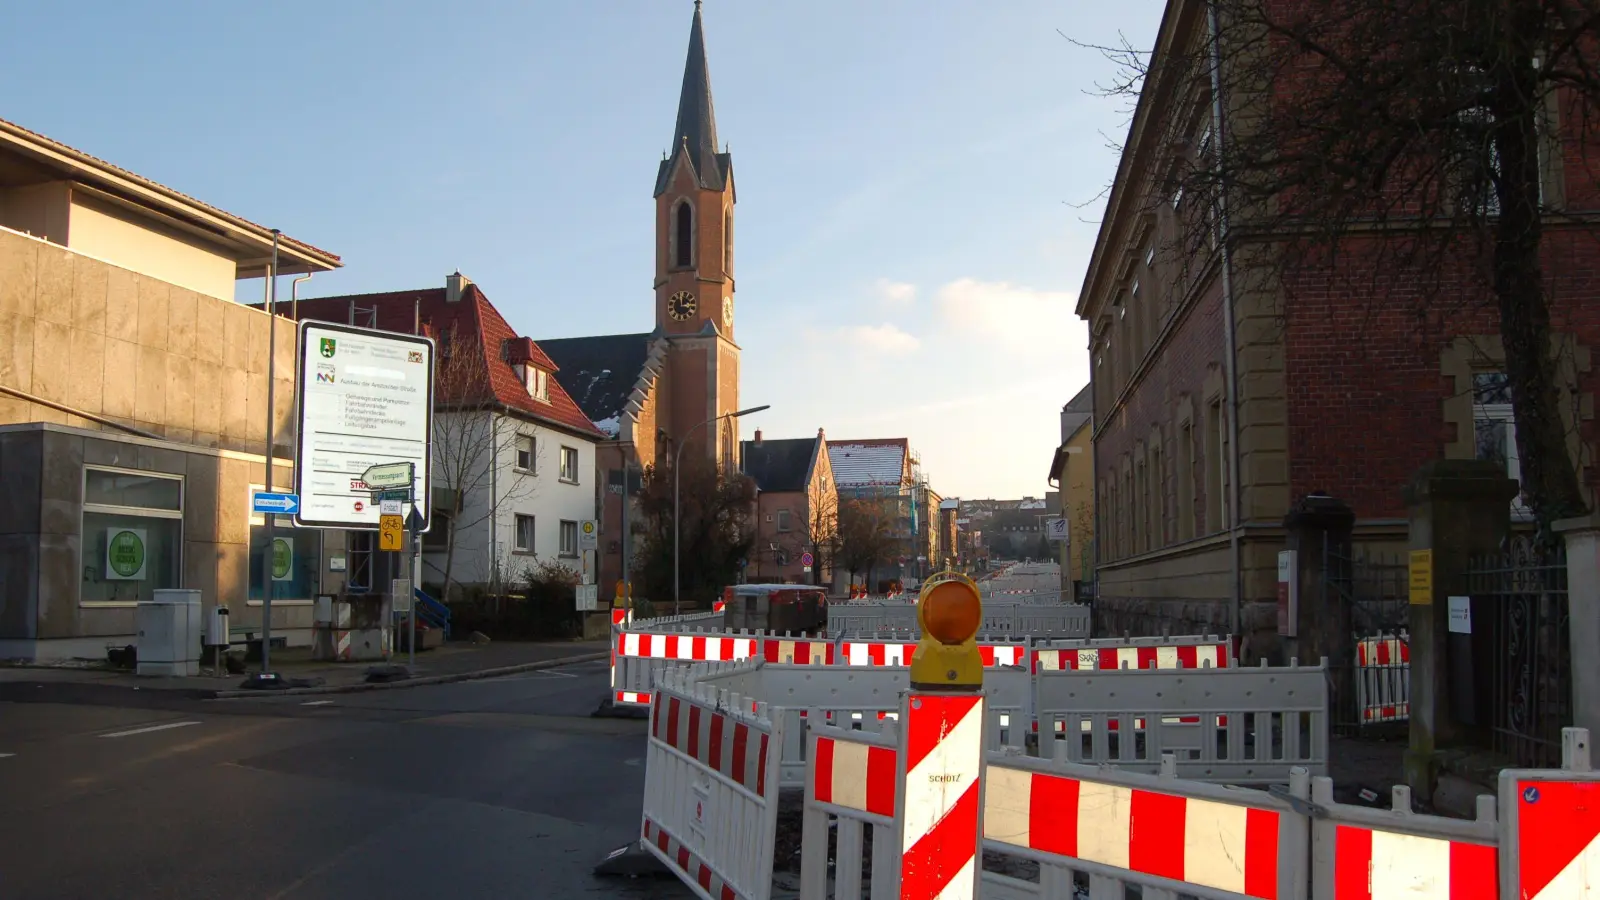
675,404,770,615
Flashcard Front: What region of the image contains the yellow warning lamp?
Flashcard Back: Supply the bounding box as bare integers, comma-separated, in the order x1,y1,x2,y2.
909,571,985,692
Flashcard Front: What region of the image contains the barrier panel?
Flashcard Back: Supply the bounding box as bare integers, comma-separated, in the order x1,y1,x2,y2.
1498,727,1598,900
825,602,1091,639
1035,658,1329,784
641,668,784,900
800,721,902,899
1310,778,1497,900
1354,632,1410,724
982,752,1313,900
1033,633,1234,672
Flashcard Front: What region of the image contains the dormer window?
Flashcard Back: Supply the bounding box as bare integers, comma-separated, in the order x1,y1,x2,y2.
526,366,550,403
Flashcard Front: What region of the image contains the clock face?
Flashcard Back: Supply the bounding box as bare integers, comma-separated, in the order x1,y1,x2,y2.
722,298,733,329
668,290,697,321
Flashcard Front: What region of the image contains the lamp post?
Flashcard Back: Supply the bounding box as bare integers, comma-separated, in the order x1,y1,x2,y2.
674,404,770,616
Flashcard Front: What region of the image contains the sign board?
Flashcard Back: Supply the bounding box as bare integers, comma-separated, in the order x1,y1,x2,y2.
361,462,415,491
271,536,293,582
105,527,148,580
579,520,598,550
575,584,598,611
1499,755,1600,900
1045,517,1068,543
379,498,403,516
375,488,411,503
800,551,815,567
1409,549,1434,605
1448,595,1473,634
251,491,301,515
329,554,347,573
379,514,405,551
689,779,711,844
1277,550,1299,637
293,320,434,532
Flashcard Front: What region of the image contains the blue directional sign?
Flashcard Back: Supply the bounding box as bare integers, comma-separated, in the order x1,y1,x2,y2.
251,491,301,515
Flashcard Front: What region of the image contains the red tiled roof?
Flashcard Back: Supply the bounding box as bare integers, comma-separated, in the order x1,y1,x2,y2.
0,116,340,266
278,284,606,440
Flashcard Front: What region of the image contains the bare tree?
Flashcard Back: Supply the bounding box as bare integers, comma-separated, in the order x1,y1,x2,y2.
835,497,898,589
430,342,538,601
1074,0,1600,529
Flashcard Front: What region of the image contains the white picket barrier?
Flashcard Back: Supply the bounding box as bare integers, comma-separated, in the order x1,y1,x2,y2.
1310,778,1497,898
641,667,784,900
1354,631,1410,724
1033,633,1235,672
1035,658,1330,784
825,601,1091,639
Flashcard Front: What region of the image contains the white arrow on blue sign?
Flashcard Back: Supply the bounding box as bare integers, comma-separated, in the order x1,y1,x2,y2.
252,492,301,515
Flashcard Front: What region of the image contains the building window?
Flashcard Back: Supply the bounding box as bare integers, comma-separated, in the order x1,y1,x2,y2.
674,200,694,268
1133,460,1146,554
515,435,536,473
81,467,184,605
560,446,580,483
514,514,536,553
560,520,579,557
1145,245,1155,268
1473,373,1534,520
1204,402,1223,532
724,207,733,273
527,367,550,403
1150,443,1165,548
777,509,793,532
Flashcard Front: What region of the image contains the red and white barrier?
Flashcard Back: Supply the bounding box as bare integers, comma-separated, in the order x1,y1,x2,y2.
812,733,896,818
1499,728,1599,900
900,693,985,899
1033,638,1231,673
1355,633,1410,724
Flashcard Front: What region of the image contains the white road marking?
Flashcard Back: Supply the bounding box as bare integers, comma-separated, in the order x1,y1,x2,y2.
100,721,202,739
301,700,335,706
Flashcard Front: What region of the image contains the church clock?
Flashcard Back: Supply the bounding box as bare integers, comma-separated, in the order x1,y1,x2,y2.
722,297,733,330
668,290,697,321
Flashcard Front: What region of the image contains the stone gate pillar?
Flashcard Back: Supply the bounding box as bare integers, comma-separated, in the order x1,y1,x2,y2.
1402,459,1517,805
1552,514,1600,739
1282,493,1356,671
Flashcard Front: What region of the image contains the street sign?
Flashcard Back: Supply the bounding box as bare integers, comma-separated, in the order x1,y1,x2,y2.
294,320,433,532
375,488,411,503
800,551,814,567
1045,517,1068,542
380,498,403,516
251,491,301,515
379,515,404,551
579,520,598,550
575,584,598,611
392,579,413,612
362,462,415,491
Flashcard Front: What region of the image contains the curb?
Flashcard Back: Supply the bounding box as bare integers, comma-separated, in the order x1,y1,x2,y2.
209,651,612,699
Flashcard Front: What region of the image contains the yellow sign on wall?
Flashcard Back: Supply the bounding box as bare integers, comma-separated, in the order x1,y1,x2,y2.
1409,549,1434,605
379,514,405,552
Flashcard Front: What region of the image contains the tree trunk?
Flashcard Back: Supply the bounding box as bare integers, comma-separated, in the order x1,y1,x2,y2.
440,501,463,603
1492,51,1589,530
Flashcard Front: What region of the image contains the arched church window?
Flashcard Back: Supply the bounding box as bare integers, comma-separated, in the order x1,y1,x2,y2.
723,207,733,274
674,200,694,268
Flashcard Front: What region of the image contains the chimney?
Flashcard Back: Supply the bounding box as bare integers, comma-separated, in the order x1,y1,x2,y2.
445,271,472,304
754,429,763,447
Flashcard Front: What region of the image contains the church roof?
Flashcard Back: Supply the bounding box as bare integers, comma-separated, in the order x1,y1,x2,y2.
274,283,606,441
828,438,910,488
742,437,819,493
654,1,731,196
535,332,654,433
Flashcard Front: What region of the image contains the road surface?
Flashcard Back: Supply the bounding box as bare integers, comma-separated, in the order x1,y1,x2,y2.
0,659,691,899
983,561,1063,598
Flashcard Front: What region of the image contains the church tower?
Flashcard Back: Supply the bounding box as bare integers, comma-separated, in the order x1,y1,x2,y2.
655,0,741,469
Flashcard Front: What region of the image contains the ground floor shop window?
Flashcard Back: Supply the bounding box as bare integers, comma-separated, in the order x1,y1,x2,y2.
80,467,184,605
248,483,323,602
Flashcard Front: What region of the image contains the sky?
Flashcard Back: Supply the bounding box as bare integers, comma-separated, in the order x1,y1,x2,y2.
0,1,1164,500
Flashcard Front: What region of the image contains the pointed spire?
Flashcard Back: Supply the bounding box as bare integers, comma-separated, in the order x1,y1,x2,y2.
656,0,727,196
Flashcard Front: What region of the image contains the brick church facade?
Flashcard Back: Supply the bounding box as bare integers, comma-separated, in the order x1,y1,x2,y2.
540,1,745,593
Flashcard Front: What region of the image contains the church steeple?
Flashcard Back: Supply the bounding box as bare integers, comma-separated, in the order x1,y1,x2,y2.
655,1,730,196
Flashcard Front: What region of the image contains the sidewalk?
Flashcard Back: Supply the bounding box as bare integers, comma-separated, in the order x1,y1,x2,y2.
0,639,611,699
1328,733,1498,820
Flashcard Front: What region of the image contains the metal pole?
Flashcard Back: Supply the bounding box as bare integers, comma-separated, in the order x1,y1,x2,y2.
674,439,684,617
409,502,417,669
261,230,280,675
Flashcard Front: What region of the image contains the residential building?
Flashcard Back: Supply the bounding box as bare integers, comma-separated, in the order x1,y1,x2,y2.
276,275,605,596
938,498,960,570
0,116,342,659
538,3,747,596
827,438,930,588
741,428,836,585
1076,0,1600,638
1048,385,1095,599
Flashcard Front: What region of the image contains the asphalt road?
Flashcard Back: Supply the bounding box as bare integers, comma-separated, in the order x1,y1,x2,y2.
984,561,1063,597
0,659,693,900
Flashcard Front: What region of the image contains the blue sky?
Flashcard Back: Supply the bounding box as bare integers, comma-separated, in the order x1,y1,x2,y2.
0,1,1163,500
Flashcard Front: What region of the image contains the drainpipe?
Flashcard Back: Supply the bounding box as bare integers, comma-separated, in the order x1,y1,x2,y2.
1208,1,1245,636
291,273,312,324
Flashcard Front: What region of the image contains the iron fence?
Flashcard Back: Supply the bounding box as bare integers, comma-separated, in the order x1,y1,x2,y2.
1466,534,1571,769
1322,538,1411,735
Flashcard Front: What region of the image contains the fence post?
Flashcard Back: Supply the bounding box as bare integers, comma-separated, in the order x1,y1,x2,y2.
1553,514,1600,739
1281,493,1355,669
1402,459,1517,807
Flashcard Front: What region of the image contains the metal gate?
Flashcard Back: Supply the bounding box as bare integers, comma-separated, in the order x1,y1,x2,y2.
1321,534,1410,734
1466,534,1571,768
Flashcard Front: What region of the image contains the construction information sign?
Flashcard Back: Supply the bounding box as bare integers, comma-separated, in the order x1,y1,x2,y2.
293,320,435,532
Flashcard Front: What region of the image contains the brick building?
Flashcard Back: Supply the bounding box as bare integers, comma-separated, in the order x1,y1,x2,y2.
1078,0,1600,637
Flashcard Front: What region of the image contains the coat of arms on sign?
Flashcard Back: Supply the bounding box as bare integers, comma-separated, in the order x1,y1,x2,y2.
320,338,337,358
